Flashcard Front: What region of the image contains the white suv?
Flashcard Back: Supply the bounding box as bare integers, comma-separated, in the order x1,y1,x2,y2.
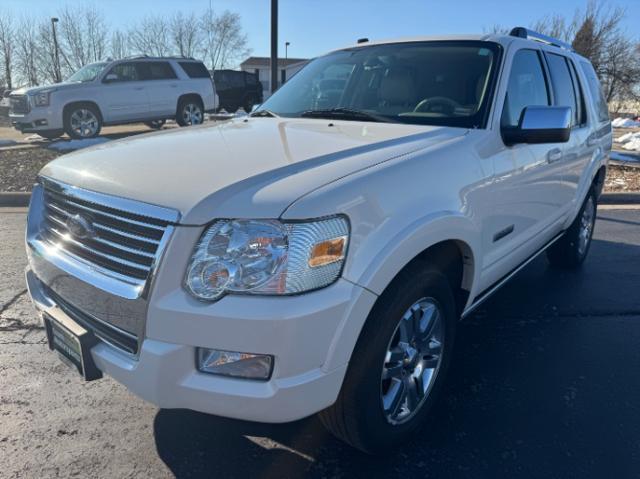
25,28,611,452
9,56,217,139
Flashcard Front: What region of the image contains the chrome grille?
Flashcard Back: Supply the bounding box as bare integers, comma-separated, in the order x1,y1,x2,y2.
39,178,176,288
9,95,30,114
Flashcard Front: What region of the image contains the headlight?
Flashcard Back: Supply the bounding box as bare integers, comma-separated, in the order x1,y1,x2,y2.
32,90,52,107
185,216,349,301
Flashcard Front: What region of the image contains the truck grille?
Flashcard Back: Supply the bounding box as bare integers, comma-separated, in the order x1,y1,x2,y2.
40,180,174,286
9,95,30,114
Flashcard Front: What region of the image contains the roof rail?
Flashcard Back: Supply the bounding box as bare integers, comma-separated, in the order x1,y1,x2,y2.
122,54,197,61
509,27,574,51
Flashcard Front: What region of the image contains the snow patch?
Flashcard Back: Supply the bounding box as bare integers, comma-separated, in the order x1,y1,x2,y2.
47,137,110,151
612,117,640,128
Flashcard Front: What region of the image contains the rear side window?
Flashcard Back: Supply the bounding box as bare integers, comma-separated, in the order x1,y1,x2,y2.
179,62,211,79
580,61,610,123
501,49,550,128
146,62,177,80
546,53,579,126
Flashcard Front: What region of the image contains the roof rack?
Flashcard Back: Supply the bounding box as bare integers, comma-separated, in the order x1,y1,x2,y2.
123,54,197,61
509,27,574,52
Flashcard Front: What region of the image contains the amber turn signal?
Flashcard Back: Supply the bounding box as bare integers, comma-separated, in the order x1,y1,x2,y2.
308,236,347,268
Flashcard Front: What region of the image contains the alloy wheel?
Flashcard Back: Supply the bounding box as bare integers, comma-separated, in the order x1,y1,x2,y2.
578,195,595,256
381,297,444,425
182,103,203,125
70,109,99,138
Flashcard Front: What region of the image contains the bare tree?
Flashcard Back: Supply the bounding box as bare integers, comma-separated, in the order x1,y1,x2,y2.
0,10,15,88
57,6,108,72
35,19,59,84
170,12,202,58
129,15,171,57
110,30,130,59
14,15,39,86
202,9,250,70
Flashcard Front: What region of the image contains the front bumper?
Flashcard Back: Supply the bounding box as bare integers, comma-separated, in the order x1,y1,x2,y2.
10,107,63,133
26,268,377,423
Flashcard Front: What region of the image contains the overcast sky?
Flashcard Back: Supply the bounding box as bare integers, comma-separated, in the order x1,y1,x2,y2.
4,0,640,59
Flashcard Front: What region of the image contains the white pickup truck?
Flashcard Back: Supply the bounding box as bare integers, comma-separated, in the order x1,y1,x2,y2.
25,28,611,452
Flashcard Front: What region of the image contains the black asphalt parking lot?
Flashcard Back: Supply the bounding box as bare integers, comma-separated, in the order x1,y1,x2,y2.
1,207,639,478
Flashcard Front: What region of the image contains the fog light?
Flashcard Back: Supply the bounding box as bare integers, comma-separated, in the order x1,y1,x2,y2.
197,348,273,380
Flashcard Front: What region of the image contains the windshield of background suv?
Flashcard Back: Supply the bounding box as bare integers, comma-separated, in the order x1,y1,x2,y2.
65,62,108,83
256,41,501,128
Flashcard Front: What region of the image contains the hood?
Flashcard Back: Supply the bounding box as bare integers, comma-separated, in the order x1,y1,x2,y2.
12,82,83,96
40,118,467,224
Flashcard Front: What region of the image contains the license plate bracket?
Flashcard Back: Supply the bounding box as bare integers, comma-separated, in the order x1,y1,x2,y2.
44,311,103,381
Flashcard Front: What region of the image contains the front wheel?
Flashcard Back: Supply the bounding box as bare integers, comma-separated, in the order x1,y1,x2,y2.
546,188,597,268
64,104,102,139
318,265,456,453
176,98,204,126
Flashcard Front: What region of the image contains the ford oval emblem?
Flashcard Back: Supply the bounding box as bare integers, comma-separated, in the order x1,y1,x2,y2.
66,214,94,239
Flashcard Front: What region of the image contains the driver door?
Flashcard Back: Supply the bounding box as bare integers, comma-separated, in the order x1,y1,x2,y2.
100,62,150,122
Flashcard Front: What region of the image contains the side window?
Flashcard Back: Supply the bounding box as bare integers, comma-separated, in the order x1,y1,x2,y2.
105,62,141,82
147,62,177,80
580,61,610,123
546,53,579,127
179,62,211,79
501,49,550,128
567,59,587,126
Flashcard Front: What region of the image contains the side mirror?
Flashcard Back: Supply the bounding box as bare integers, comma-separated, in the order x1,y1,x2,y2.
502,106,571,146
103,73,118,83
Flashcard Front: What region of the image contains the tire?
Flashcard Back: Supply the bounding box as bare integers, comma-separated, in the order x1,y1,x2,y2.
176,97,204,127
546,188,597,268
37,130,64,140
63,103,102,139
144,119,166,130
242,97,255,113
318,264,457,453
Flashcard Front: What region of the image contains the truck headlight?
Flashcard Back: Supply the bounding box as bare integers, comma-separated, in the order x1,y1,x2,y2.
185,216,349,301
32,90,52,107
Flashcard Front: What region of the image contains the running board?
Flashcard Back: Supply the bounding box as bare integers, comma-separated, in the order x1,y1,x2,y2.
461,232,564,318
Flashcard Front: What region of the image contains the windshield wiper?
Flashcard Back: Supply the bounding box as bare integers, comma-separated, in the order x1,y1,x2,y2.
250,109,279,118
300,108,392,123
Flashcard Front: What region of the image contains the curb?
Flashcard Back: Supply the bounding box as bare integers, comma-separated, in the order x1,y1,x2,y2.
0,192,31,207
600,192,640,205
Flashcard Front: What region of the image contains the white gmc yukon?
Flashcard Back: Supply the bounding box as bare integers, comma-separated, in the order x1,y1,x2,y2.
26,29,611,452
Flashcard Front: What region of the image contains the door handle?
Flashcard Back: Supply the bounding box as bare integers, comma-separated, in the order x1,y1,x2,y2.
169,84,178,88
547,148,563,163
133,86,144,91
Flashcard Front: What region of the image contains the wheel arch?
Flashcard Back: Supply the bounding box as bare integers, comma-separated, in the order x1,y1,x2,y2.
62,100,104,123
176,93,204,110
323,215,480,373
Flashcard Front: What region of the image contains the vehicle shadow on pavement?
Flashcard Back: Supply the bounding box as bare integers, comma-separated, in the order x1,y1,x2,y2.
153,237,640,478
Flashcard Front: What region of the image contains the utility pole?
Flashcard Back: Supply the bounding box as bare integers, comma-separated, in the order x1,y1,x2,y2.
285,41,290,60
270,0,278,95
51,17,61,83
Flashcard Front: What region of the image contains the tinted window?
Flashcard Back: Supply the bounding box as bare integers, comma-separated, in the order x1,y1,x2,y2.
105,62,143,82
179,62,211,79
546,53,578,126
258,41,501,128
567,59,587,126
580,61,610,123
146,62,177,80
501,49,549,128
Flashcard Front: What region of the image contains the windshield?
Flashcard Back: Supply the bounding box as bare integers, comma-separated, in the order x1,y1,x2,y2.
257,41,501,128
66,62,108,83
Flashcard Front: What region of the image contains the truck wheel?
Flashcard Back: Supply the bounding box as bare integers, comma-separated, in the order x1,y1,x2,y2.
64,104,102,139
144,120,166,130
547,188,597,268
318,264,456,453
176,97,204,126
243,97,255,113
38,130,64,140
